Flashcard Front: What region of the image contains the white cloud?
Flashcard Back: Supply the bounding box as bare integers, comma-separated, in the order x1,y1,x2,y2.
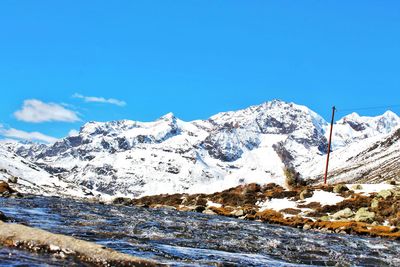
14,99,80,123
68,129,80,136
73,93,126,107
0,126,58,143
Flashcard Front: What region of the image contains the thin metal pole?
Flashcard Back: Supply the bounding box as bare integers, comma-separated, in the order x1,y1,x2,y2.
324,106,336,185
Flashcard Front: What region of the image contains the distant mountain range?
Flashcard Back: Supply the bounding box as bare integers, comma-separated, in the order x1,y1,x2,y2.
1,100,399,198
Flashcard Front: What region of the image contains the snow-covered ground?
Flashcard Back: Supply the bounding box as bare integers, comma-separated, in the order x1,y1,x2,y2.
346,184,395,195
257,190,345,214
0,145,89,198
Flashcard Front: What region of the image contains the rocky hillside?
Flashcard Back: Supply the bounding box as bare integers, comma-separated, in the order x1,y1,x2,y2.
1,100,399,198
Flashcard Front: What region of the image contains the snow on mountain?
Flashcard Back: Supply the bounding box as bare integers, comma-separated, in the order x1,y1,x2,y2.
0,144,90,197
1,100,399,198
301,126,400,184
331,111,400,150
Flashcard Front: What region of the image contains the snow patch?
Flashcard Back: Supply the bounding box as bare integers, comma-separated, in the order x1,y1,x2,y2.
303,190,345,206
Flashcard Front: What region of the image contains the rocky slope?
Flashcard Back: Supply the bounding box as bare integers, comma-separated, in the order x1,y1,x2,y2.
1,100,399,198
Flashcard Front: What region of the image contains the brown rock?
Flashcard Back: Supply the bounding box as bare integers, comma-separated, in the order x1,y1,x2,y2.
0,181,15,197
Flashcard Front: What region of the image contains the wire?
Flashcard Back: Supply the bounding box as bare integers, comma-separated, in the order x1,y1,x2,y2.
336,104,400,113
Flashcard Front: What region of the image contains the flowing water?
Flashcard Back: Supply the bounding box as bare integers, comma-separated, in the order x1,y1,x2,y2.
0,196,399,266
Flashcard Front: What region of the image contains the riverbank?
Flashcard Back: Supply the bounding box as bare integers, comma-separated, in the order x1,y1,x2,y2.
123,182,400,240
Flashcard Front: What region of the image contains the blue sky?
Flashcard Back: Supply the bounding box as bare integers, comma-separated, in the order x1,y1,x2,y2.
1,1,400,142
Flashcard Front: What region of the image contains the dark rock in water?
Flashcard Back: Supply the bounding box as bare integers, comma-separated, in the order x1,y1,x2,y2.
112,197,132,206
0,211,9,222
194,205,206,213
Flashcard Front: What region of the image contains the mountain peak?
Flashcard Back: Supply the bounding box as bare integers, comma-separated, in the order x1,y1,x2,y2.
264,99,287,105
381,110,399,120
159,112,176,121
343,112,361,119
258,99,291,110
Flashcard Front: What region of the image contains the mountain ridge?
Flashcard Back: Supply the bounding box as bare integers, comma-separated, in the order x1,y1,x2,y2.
1,100,399,198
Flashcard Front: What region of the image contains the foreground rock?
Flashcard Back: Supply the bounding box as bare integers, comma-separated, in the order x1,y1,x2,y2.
0,222,161,266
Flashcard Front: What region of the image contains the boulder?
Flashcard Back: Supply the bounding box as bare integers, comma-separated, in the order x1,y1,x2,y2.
332,208,354,220
232,209,244,217
333,184,349,194
377,190,392,200
299,189,313,200
355,208,375,223
351,184,363,190
203,209,217,215
112,197,132,206
370,198,379,209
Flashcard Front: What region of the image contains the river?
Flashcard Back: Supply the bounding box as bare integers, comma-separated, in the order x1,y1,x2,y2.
0,196,399,266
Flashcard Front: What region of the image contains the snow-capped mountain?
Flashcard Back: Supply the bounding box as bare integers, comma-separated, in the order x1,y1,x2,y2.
301,126,400,184
1,100,399,198
0,143,91,197
331,111,400,149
